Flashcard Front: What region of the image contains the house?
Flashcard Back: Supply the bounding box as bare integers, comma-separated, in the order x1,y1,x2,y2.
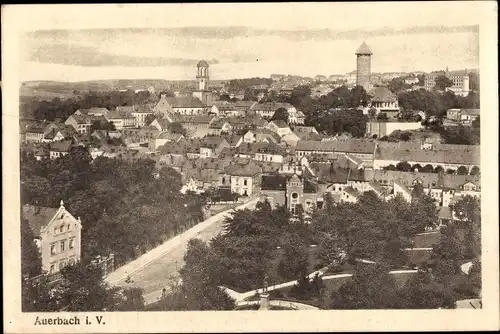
207,119,233,136
281,132,302,148
253,143,287,163
265,120,292,137
232,100,258,115
446,108,462,121
41,129,65,143
182,168,222,194
211,101,240,117
254,129,281,144
22,200,82,275
150,118,171,132
170,115,215,138
460,109,480,123
224,135,243,148
200,137,231,159
107,110,136,130
153,94,206,116
295,139,377,166
151,132,185,151
91,129,108,141
222,162,262,196
369,87,400,119
341,186,361,203
74,107,110,119
131,104,155,127
392,179,412,202
251,102,297,120
49,140,72,159
243,130,256,143
25,126,45,143
65,114,93,134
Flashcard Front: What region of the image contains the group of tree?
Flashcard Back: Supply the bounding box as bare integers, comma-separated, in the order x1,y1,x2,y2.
21,146,208,267
312,186,438,269
398,89,479,119
20,89,158,122
22,257,145,312
330,262,456,309
227,78,273,91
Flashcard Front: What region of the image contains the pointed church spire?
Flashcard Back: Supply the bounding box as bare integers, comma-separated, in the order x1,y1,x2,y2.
60,200,64,208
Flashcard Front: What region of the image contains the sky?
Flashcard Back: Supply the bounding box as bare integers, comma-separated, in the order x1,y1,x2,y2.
15,3,483,82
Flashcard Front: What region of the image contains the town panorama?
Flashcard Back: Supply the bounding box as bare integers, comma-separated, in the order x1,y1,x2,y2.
20,41,481,312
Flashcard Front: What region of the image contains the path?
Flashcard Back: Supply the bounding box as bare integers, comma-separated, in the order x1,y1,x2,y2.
222,269,419,303
105,198,259,304
236,299,319,310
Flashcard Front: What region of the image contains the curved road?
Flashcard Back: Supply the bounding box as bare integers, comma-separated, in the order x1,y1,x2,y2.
105,198,259,305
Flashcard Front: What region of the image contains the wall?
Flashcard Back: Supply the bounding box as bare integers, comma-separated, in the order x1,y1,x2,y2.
366,121,423,137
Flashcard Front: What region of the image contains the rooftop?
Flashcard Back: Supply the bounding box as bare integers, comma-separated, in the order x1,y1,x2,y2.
296,139,376,154
355,41,373,55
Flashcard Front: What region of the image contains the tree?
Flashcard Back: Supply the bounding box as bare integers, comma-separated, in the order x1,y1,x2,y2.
330,263,400,309
271,107,289,123
118,287,145,311
451,196,481,257
277,234,309,280
434,75,454,91
21,218,42,278
90,119,116,133
397,270,456,309
173,239,235,310
56,261,127,311
396,161,411,172
432,224,465,283
168,122,187,136
377,112,389,122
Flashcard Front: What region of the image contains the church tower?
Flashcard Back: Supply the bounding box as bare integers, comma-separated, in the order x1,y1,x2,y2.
192,60,213,107
356,41,372,91
286,174,304,215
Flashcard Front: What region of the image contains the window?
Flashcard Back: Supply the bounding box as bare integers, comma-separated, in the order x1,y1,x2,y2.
292,192,298,199
59,260,66,270
54,227,57,234
69,238,74,250
67,224,70,230
244,179,248,186
50,264,55,274
50,244,56,255
60,225,64,233
60,240,65,252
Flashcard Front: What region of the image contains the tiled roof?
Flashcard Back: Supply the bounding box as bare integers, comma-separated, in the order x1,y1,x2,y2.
166,96,205,108
355,41,372,55
157,132,184,141
310,163,350,184
224,162,262,177
368,180,385,195
270,120,289,128
116,106,135,113
375,144,480,165
460,109,480,116
202,136,227,148
296,139,376,154
26,126,45,133
209,119,230,129
22,205,58,237
49,140,72,152
294,126,317,134
171,114,214,124
369,87,397,102
252,102,294,111
343,186,361,198
225,135,242,147
370,170,439,188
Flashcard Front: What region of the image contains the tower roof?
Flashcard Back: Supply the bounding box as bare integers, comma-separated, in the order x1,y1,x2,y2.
355,41,372,55
197,60,209,67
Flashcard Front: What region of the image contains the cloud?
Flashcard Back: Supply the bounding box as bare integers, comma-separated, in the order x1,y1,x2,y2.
26,24,478,42
27,43,219,67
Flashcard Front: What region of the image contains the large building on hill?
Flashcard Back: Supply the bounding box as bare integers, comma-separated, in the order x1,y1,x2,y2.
356,41,373,91
424,68,470,96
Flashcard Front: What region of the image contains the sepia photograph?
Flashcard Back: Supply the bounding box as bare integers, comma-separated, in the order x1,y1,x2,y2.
2,2,499,333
